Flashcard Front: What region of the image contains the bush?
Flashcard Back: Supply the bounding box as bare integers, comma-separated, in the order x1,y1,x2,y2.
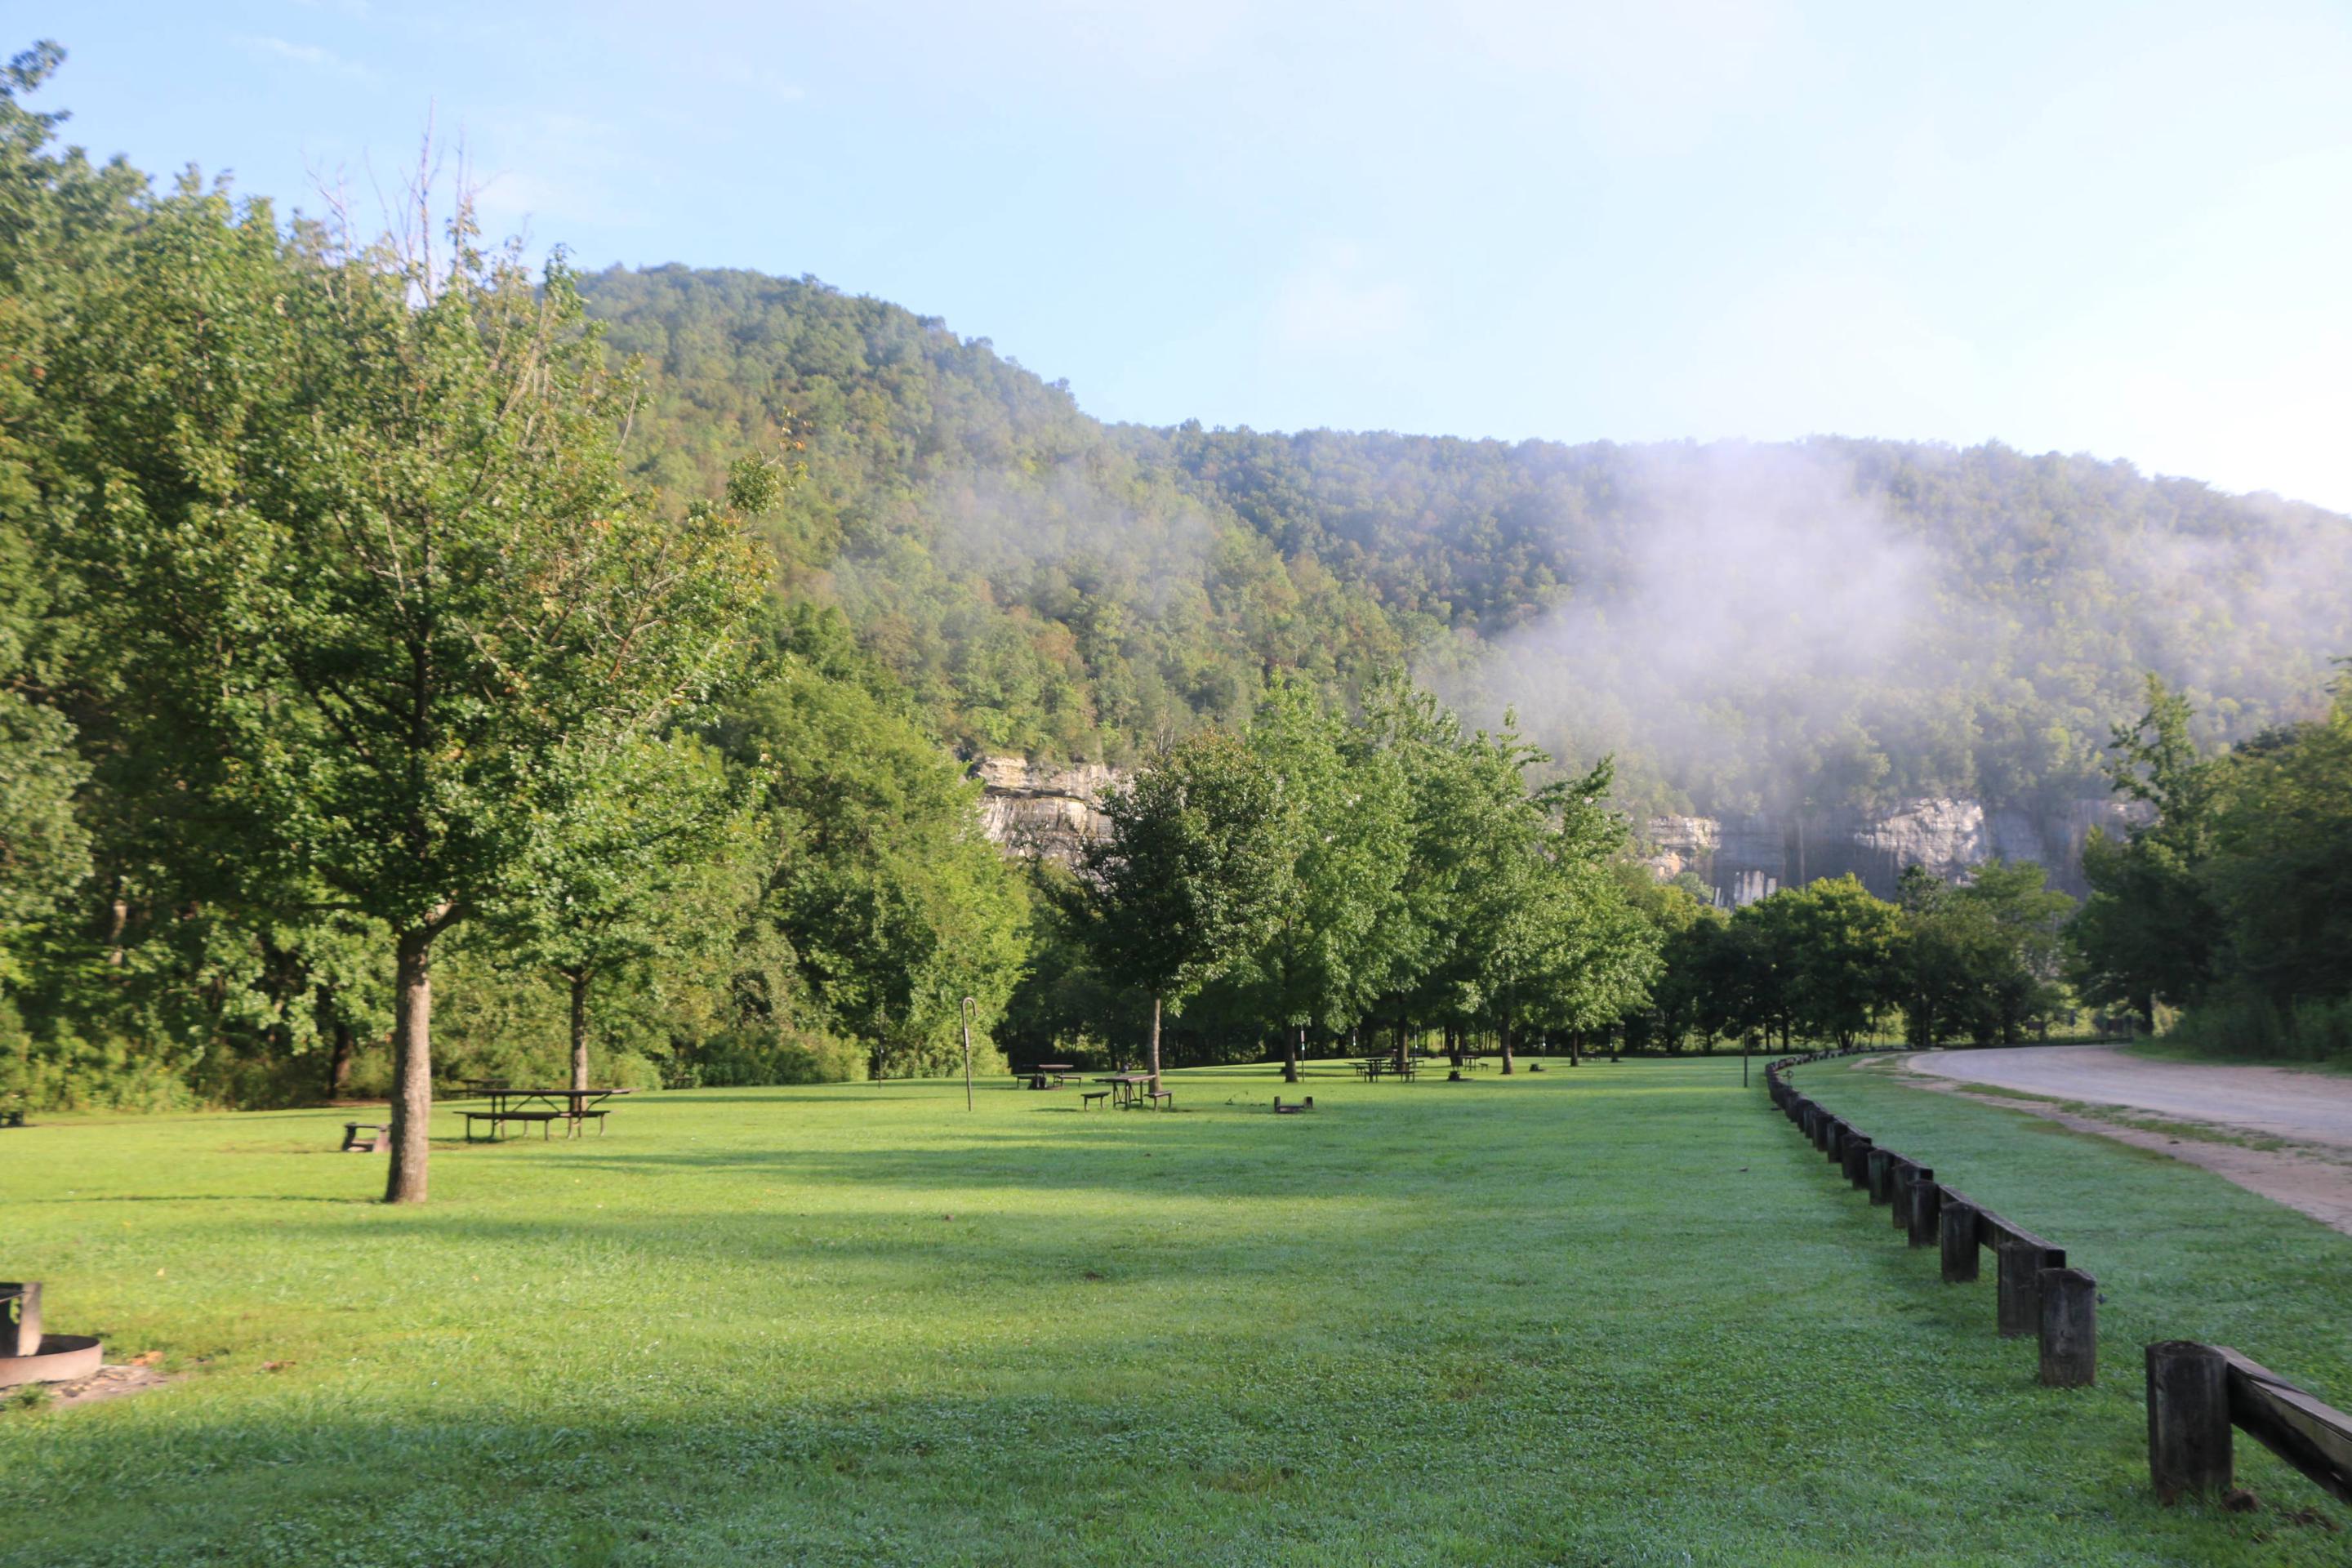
2163,992,2352,1062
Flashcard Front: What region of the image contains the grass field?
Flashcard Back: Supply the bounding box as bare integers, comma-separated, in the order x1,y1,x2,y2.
5,1056,2350,1566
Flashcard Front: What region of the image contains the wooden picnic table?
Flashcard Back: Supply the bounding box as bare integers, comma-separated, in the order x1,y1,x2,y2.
1093,1072,1154,1108
454,1083,635,1141
1018,1062,1081,1089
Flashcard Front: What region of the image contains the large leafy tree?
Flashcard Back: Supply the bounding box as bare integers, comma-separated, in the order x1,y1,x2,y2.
721,611,1031,1080
2068,676,2226,1028
1239,676,1409,1081
2201,687,2352,1009
1774,875,1904,1049
1083,730,1295,1089
51,186,767,1200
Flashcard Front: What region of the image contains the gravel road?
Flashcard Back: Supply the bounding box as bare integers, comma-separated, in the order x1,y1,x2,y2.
1910,1045,2352,1150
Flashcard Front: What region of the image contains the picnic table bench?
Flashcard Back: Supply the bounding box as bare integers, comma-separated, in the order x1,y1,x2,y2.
341,1121,389,1152
453,1084,635,1142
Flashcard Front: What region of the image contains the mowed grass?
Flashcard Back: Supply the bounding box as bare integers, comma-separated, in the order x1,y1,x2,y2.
3,1057,2350,1567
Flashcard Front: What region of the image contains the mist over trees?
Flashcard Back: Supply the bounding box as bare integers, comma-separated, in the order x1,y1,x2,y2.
577,266,2352,819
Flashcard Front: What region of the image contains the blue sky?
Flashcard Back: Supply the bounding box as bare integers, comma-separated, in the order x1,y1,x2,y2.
38,2,2352,508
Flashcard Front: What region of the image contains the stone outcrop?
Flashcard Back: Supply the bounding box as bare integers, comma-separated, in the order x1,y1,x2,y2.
1643,797,2145,905
974,753,2141,904
970,756,1118,862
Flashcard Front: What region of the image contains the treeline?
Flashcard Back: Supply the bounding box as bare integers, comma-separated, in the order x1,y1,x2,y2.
574,269,2350,817
0,50,1030,1169
1008,678,1661,1076
1629,863,2074,1055
2069,675,2352,1059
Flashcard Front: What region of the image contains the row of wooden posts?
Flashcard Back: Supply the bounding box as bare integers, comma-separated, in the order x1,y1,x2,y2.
1768,1049,2352,1511
1766,1049,2095,1386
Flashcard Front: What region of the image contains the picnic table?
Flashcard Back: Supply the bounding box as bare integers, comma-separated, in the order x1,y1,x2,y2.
1018,1062,1080,1089
1353,1057,1418,1080
453,1082,635,1141
1093,1072,1170,1110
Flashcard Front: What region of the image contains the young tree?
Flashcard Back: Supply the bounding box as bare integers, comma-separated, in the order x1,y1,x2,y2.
1083,730,1294,1090
481,735,755,1092
53,187,767,1200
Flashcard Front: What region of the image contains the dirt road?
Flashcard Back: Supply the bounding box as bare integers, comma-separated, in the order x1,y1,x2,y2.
1909,1045,2352,1148
1903,1045,2352,1235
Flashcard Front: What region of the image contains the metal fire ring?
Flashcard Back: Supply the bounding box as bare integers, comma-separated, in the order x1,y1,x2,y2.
0,1334,104,1389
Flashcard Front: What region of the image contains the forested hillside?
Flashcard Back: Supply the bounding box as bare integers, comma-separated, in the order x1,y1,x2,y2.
580,265,2352,817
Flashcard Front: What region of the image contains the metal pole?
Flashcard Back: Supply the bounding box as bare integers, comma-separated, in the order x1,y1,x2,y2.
961,996,977,1112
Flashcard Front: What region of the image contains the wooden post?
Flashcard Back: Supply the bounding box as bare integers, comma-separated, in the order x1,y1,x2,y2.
1905,1167,1940,1247
1940,1199,1980,1283
1866,1147,1895,1205
1997,1239,2065,1339
1823,1119,1844,1162
2147,1341,2232,1501
1842,1134,1873,1188
0,1281,38,1356
1890,1160,1918,1232
1802,1106,1820,1146
2038,1268,2096,1387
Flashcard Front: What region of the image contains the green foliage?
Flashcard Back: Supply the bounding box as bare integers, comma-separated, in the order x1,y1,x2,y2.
564,261,2352,817
1082,729,1297,1015
719,615,1031,1079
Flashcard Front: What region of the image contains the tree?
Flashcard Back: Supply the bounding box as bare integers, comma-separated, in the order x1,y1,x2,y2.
1238,676,1408,1081
2201,687,2352,1010
2068,676,2225,1028
52,186,768,1200
481,735,754,1092
1771,876,1903,1048
1082,730,1294,1089
725,629,1031,1080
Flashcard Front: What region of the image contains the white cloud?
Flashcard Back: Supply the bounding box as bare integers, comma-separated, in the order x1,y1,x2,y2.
238,34,371,78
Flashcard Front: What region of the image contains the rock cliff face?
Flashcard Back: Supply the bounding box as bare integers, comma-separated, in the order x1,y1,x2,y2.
1645,797,2143,905
969,756,1117,863
972,754,2138,904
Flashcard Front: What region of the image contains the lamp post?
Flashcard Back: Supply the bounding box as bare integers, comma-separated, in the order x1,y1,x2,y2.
960,996,978,1112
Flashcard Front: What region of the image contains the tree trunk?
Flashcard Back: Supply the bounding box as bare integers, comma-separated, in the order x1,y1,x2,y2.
1393,1018,1408,1072
1147,992,1163,1090
1284,1024,1301,1084
1570,1030,1581,1068
326,1021,355,1098
385,927,435,1205
1499,1018,1514,1075
568,968,592,1094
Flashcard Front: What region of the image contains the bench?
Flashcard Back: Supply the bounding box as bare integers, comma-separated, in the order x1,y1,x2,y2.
1144,1088,1174,1111
1273,1096,1314,1115
0,1109,23,1129
1081,1090,1110,1109
464,1109,608,1143
340,1122,389,1153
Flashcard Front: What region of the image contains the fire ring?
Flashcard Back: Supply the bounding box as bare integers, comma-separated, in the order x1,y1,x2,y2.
0,1334,103,1389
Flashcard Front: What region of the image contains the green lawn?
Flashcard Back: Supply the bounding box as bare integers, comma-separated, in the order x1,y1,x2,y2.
5,1056,2350,1566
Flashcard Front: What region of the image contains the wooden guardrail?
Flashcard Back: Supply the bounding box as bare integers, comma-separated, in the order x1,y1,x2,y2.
2148,1342,2352,1506
1766,1048,2096,1388
1770,1049,2352,1515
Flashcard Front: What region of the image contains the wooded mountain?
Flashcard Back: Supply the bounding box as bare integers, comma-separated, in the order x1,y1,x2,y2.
582,265,2350,819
